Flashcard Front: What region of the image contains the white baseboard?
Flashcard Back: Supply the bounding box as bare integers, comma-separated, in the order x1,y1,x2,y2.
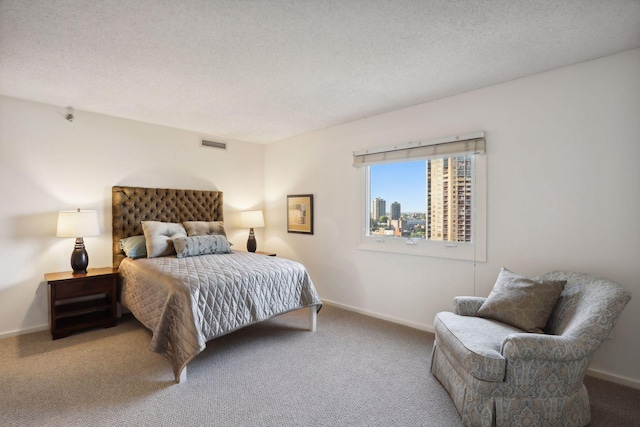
322,299,640,390
322,298,435,334
587,368,640,390
0,324,48,339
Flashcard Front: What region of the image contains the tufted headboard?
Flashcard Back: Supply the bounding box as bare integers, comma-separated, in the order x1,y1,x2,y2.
112,186,223,268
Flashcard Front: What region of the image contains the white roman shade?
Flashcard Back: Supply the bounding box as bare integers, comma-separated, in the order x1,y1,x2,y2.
353,132,485,167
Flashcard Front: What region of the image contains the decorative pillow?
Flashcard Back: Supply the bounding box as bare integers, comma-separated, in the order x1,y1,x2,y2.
141,221,187,258
172,235,232,258
119,235,147,259
477,267,566,333
183,221,227,237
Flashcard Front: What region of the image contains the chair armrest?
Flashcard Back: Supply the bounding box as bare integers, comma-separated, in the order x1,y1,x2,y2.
453,296,486,316
501,333,590,362
501,334,592,388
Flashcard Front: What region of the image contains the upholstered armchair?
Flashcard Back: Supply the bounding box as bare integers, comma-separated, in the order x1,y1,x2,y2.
431,271,631,427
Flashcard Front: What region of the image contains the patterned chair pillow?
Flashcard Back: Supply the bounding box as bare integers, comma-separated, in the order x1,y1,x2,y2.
477,267,566,333
172,235,232,258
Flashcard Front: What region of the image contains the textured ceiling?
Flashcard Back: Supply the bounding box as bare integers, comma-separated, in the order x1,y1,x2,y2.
1,1,639,144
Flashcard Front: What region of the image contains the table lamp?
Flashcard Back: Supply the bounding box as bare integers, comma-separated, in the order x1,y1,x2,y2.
239,210,264,252
57,209,100,274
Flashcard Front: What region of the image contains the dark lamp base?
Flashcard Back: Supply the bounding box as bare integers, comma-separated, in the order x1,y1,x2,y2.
70,237,89,274
247,228,257,252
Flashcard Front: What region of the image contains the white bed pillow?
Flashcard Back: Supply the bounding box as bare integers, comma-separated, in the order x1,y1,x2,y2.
141,221,187,258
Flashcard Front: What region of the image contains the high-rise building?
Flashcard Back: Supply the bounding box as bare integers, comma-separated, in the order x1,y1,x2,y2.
427,156,473,242
372,197,386,221
390,201,401,220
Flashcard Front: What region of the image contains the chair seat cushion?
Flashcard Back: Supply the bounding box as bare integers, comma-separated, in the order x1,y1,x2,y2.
435,311,525,382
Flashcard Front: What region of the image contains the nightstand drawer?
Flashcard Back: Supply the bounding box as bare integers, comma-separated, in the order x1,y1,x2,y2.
54,276,114,299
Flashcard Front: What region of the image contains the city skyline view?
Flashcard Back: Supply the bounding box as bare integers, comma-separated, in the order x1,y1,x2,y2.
370,160,426,213
370,155,475,243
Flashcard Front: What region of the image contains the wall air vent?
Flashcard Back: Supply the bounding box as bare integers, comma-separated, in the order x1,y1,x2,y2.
202,140,227,150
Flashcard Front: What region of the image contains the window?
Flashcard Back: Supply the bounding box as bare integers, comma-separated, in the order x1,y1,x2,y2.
354,132,486,262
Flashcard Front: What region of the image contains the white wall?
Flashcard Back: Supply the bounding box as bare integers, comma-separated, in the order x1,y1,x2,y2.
0,96,265,336
264,49,640,386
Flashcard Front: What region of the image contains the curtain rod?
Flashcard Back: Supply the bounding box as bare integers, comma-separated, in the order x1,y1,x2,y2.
353,131,485,157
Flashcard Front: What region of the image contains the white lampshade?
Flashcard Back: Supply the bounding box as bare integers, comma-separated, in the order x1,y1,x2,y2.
57,209,100,238
239,210,264,229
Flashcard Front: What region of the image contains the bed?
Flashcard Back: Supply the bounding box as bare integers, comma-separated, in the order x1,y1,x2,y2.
112,186,322,383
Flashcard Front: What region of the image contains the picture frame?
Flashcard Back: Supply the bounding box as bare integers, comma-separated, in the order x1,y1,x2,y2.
287,194,314,234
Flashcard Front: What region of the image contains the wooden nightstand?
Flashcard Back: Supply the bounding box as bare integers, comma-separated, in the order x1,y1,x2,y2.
45,267,118,339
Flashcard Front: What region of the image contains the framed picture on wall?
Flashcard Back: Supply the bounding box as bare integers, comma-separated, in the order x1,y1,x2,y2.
287,194,314,234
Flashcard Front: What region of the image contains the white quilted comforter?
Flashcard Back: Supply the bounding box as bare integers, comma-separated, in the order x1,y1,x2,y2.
118,251,322,382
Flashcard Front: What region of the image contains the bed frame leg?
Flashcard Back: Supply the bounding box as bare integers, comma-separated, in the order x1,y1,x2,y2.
177,367,187,384
309,306,317,332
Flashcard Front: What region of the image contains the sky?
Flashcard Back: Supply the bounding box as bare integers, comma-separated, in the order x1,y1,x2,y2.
370,160,426,213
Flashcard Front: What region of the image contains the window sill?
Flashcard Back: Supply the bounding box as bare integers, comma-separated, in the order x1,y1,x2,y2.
357,238,485,262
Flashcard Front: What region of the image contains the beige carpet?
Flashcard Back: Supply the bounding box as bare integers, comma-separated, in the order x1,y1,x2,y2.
1,305,638,426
